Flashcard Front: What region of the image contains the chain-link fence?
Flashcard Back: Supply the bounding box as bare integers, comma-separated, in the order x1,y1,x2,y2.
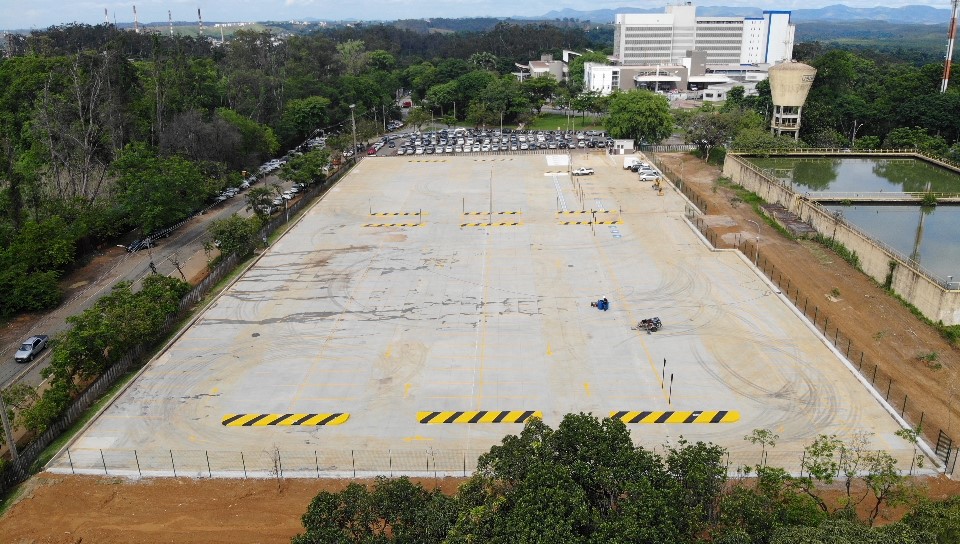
46,445,932,479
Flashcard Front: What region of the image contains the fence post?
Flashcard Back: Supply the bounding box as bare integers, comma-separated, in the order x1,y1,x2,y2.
315,450,320,478
100,449,108,475
134,450,142,478
824,317,829,333
886,378,893,400
68,449,75,475
206,450,212,478
170,449,177,478
872,365,878,384
241,451,247,479
352,450,356,478
902,395,908,417
278,450,283,478
859,352,864,370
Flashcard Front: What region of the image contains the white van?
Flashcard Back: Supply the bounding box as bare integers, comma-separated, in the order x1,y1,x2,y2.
624,157,642,169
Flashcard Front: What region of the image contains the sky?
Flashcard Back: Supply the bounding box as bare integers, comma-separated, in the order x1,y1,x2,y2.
3,0,950,31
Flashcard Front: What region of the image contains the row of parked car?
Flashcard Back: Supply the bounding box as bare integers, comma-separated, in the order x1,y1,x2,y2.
376,128,615,156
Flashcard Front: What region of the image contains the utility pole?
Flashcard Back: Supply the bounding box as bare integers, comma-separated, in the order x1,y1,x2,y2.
349,104,357,156
942,0,959,93
747,219,760,266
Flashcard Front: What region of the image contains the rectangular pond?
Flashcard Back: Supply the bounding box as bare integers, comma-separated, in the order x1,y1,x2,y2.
745,156,960,282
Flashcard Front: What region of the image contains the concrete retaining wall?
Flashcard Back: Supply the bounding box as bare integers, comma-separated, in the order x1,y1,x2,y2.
723,154,960,325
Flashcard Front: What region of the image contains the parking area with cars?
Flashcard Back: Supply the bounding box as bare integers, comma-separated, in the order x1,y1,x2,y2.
53,153,920,475
372,128,614,157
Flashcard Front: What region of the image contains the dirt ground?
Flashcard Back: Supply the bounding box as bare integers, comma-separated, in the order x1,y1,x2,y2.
2,472,960,543
3,153,960,541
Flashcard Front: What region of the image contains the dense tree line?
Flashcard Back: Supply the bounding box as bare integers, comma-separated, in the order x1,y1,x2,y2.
292,414,948,544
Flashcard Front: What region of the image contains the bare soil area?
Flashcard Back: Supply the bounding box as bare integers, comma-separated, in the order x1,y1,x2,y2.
3,153,960,541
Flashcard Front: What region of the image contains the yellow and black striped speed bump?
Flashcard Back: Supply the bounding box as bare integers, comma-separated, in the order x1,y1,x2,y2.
363,223,424,227
462,211,489,216
463,211,522,216
473,158,513,162
461,222,521,227
496,211,521,215
545,170,568,174
222,413,350,426
559,220,622,225
557,210,612,215
610,410,739,424
370,212,423,217
418,410,542,424
407,159,447,163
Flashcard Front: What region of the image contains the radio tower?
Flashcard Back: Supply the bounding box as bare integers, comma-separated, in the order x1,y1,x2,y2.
943,0,960,93
198,8,204,38
169,10,174,36
133,5,139,33
104,8,108,25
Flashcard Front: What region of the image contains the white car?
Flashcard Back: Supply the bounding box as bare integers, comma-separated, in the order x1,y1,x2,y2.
572,167,595,176
638,172,660,181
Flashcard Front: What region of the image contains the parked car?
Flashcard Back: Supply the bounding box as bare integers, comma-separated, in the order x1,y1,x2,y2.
638,172,660,181
15,335,49,363
127,237,156,252
572,167,595,176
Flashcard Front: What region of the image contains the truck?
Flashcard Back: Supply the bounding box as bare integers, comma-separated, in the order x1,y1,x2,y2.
15,335,48,363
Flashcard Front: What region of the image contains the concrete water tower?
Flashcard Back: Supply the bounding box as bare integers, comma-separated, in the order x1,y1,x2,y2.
768,61,817,140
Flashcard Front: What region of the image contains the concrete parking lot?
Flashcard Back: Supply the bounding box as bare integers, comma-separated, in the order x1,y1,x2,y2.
53,152,921,475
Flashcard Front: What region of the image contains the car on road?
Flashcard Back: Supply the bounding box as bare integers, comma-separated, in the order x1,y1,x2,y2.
15,335,49,363
572,167,595,176
127,238,156,252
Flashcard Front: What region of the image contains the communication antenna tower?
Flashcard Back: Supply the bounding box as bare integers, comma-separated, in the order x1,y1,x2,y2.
943,0,960,93
169,10,174,36
198,8,204,38
133,5,139,33
104,8,108,25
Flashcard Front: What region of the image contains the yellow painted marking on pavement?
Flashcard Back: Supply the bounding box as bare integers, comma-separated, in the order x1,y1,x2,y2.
362,223,424,227
546,344,552,356
584,383,591,397
460,222,522,227
369,212,425,216
559,220,622,225
403,435,434,442
609,410,741,424
221,413,350,426
557,210,612,215
417,410,542,424
404,383,412,398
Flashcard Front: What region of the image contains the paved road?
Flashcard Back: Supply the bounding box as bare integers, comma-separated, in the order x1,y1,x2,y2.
0,174,294,388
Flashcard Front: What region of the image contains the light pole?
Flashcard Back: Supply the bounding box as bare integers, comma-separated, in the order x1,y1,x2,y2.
747,219,760,266
349,104,357,157
851,119,864,148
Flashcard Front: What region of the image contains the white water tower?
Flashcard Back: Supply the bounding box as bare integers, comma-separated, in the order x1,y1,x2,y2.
768,61,817,140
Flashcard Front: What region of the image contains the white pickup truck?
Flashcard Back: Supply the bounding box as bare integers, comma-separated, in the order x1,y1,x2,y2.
15,335,48,363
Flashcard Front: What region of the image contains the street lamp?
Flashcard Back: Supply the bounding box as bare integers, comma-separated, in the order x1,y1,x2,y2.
349,104,357,157
747,219,760,266
851,119,864,149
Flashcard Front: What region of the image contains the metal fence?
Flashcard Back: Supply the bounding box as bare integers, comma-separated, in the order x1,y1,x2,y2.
648,152,958,473
45,444,932,479
0,159,361,493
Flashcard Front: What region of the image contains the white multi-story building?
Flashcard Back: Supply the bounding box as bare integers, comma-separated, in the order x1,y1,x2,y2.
613,4,794,66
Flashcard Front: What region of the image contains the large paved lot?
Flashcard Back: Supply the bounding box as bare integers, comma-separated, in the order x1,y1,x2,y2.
52,153,920,475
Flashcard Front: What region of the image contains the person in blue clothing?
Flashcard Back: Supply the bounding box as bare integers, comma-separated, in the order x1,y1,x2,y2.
602,297,609,311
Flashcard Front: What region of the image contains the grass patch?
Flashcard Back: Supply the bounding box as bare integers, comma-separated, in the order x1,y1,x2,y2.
0,480,29,516
522,113,604,132
813,234,862,271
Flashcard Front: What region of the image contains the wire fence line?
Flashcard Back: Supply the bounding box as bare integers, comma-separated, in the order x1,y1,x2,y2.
0,159,361,494
645,152,957,474
46,445,933,480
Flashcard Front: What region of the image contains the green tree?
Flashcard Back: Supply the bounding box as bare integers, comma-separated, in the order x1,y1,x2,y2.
681,111,739,161
110,142,212,233
523,76,558,114
604,90,673,145
206,214,263,259
337,40,369,77
280,96,332,147
406,107,432,131
278,149,330,186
